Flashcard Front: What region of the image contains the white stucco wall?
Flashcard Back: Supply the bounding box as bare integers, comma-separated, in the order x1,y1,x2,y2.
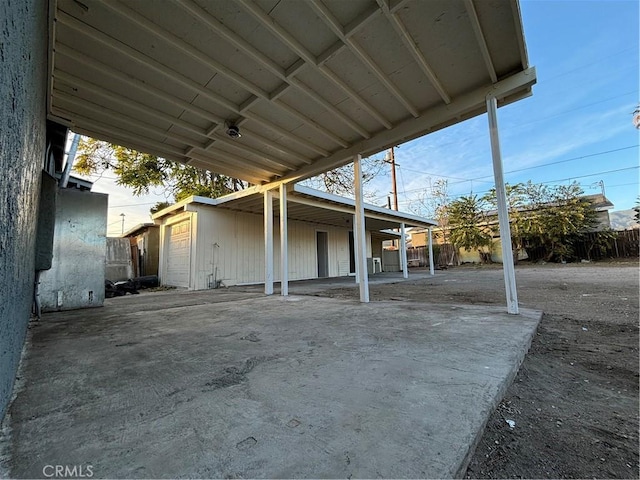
40,189,108,311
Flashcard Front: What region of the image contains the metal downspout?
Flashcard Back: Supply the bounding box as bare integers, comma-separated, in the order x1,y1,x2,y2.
59,132,80,188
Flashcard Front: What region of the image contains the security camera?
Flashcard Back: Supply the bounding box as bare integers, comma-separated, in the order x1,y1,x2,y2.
226,125,241,138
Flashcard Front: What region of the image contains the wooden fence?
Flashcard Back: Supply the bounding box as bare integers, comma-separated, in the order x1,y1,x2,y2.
407,229,638,265
406,244,458,268
571,229,639,260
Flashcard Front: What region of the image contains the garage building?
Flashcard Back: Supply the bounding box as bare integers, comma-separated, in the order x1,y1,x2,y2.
153,184,436,289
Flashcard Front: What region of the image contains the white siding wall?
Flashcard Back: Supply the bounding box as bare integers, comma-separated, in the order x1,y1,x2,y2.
178,206,353,289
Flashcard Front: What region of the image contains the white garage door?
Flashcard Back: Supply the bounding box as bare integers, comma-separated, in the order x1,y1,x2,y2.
165,220,191,288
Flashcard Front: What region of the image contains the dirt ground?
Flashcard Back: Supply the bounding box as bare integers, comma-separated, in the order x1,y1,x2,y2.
317,259,639,479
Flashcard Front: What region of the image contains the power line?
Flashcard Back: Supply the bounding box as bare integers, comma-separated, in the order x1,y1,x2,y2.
395,164,472,182
510,90,637,131
395,168,639,205
392,145,639,197
539,46,638,83
462,145,640,183
537,166,639,185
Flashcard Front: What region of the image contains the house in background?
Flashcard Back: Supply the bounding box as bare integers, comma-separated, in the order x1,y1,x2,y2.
582,194,614,231
408,193,615,264
123,223,160,277
152,185,435,290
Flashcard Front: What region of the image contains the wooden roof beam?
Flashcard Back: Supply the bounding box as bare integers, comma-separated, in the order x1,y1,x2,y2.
53,91,207,149
54,70,210,139
238,0,391,130
174,0,370,140
104,0,352,150
55,43,224,126
464,0,498,83
376,0,452,104
310,0,419,117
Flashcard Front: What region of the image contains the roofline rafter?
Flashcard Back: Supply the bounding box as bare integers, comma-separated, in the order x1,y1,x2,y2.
238,0,392,130
376,0,452,104
309,0,419,117
54,70,209,138
54,43,223,127
57,7,333,169
187,150,276,182
463,0,498,83
206,134,297,172
174,0,371,141
53,92,208,149
56,44,316,172
263,67,537,187
104,0,353,151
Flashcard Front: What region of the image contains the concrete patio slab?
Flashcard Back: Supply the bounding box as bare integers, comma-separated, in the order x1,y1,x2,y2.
2,290,540,479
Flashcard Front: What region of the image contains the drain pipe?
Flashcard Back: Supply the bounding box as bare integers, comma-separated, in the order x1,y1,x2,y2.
59,133,81,188
33,270,42,320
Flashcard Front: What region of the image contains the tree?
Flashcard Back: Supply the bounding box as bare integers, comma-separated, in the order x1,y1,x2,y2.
448,194,493,263
76,137,388,207
74,138,246,204
301,155,387,200
523,182,597,261
484,181,598,262
584,228,618,261
483,183,530,264
634,197,640,224
150,201,173,215
408,179,456,265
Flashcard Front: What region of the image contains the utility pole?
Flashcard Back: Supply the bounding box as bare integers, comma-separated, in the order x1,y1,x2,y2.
120,213,125,236
386,147,399,249
387,147,398,211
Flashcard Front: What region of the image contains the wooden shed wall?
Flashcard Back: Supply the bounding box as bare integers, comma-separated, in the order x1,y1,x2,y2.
189,205,355,289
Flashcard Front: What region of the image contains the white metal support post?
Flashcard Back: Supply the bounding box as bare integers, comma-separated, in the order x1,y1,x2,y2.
354,154,370,302
353,214,360,284
486,95,519,314
400,222,408,278
428,227,435,276
279,184,288,296
264,189,274,295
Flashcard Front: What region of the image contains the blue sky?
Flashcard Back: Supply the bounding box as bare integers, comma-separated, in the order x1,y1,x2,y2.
367,0,639,215
86,0,639,236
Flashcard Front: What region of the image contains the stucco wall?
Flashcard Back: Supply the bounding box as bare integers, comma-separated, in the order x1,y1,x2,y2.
40,189,108,311
0,0,48,418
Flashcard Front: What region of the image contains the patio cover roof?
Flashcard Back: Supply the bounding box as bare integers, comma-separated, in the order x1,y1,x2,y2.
152,184,436,232
48,0,536,187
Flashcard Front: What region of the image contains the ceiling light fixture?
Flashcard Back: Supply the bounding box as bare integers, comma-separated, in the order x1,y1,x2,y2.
226,124,241,139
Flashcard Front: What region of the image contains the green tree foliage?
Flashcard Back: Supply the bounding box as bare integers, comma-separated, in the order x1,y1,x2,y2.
584,228,618,261
483,183,530,264
634,197,640,224
74,137,246,206
484,181,598,262
149,202,173,215
76,137,386,207
448,194,493,262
